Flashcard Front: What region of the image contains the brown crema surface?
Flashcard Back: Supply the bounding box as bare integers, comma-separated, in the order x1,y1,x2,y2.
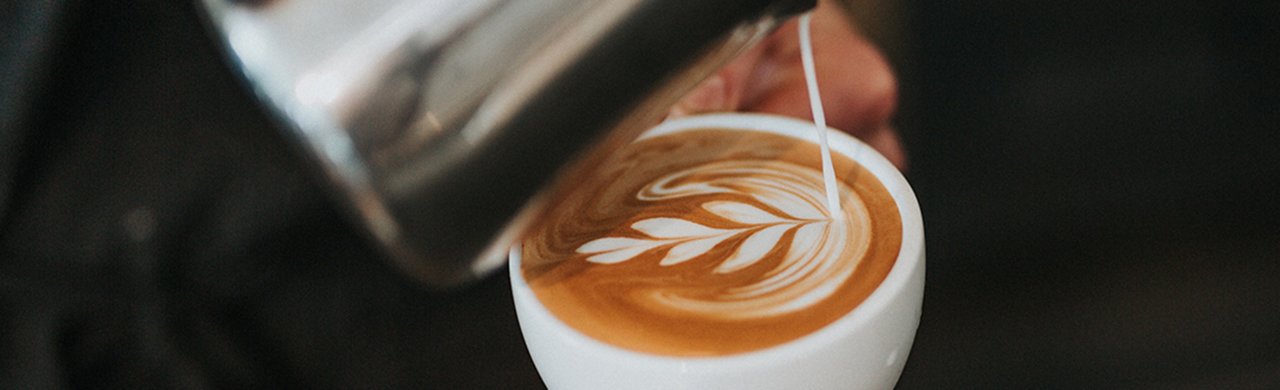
522,129,901,356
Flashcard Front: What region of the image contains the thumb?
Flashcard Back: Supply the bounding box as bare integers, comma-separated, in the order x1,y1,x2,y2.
669,41,769,118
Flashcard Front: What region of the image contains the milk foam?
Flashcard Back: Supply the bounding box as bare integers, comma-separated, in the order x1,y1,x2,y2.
574,160,872,319
522,129,902,356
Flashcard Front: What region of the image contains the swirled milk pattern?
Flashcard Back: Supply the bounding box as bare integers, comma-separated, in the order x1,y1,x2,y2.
522,129,900,356
575,161,871,320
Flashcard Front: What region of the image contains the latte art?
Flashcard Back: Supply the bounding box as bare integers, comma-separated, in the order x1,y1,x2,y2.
575,160,872,320
522,129,901,356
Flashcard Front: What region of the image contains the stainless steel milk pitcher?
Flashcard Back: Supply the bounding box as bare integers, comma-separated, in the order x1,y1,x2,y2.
198,0,816,287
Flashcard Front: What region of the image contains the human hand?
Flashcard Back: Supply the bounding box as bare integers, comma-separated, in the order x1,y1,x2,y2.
670,0,904,169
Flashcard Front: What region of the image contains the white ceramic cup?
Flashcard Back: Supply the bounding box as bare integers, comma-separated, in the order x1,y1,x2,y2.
510,113,925,390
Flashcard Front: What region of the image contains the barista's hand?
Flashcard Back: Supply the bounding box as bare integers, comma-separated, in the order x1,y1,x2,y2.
670,0,904,169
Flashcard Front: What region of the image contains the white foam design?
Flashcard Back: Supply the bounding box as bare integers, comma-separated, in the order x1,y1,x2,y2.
573,160,873,319
632,218,730,239
717,224,793,274
704,201,779,225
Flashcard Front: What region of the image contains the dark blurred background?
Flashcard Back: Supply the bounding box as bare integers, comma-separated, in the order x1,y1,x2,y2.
889,1,1280,388
1,0,1277,388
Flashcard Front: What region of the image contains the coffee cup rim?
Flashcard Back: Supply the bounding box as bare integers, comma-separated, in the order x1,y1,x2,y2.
510,112,924,368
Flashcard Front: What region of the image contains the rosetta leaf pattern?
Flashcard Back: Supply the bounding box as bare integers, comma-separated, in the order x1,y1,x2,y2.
569,160,868,320
704,201,778,225
631,218,728,239
575,164,829,274
716,224,792,273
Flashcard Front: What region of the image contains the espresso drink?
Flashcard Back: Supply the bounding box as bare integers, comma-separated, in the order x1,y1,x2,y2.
521,128,902,356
